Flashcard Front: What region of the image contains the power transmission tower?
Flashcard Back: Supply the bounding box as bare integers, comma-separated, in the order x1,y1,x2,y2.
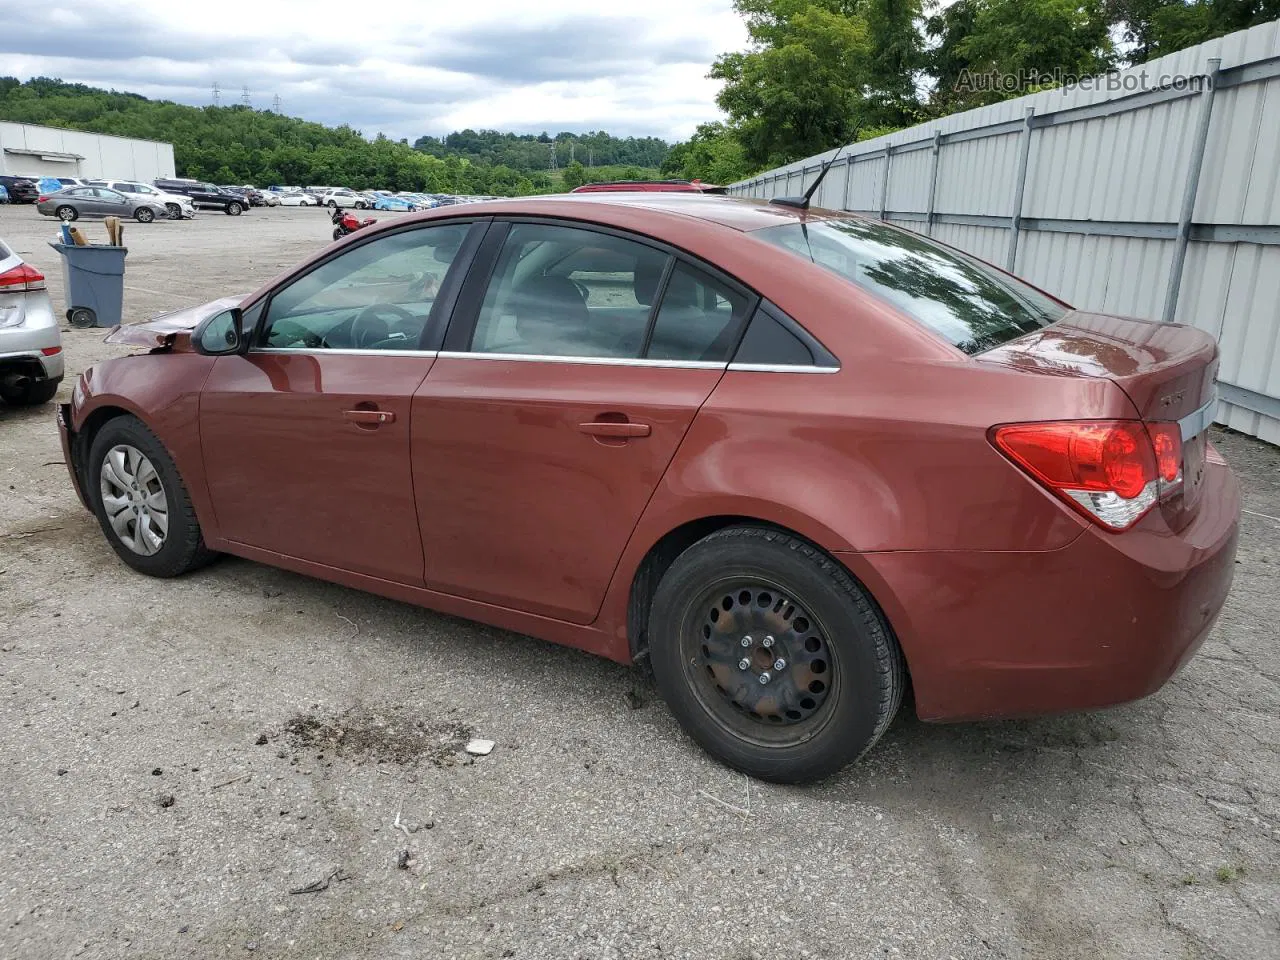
242,86,251,107
272,94,282,113
549,143,557,171
588,148,593,168
570,141,575,163
212,81,221,106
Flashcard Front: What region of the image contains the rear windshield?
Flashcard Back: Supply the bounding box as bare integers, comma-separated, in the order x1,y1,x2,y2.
756,218,1067,354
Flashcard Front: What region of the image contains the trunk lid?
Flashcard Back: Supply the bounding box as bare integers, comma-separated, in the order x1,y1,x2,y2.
979,310,1219,526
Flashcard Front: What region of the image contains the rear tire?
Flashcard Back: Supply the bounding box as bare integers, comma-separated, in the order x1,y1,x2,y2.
56,205,78,222
327,200,338,209
0,378,58,406
87,415,217,577
226,201,243,216
648,526,904,784
135,207,154,223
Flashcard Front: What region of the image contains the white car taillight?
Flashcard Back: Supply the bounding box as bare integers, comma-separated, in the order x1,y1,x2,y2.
0,263,46,292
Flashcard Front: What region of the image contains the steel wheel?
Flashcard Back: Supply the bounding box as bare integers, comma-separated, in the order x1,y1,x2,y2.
99,444,169,556
684,578,838,747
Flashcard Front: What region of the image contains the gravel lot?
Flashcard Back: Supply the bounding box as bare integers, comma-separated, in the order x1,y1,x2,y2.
1,203,1277,960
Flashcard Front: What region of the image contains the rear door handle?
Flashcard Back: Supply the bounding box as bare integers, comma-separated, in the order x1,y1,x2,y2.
344,408,395,425
579,420,650,438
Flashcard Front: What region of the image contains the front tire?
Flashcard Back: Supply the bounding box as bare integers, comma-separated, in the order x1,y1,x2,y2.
226,201,243,216
649,526,904,784
166,203,182,219
87,415,217,577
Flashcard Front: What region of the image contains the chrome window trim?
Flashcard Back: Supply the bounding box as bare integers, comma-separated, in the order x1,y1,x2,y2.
727,362,841,374
1178,392,1218,441
250,347,440,358
437,350,727,370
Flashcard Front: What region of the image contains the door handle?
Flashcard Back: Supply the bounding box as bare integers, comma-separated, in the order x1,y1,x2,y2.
579,420,650,438
344,408,395,425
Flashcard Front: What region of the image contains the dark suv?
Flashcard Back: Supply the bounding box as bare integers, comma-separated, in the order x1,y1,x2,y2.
153,179,246,215
0,176,39,204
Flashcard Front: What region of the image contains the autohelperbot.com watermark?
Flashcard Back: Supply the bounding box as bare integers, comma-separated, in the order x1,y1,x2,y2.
955,68,1209,96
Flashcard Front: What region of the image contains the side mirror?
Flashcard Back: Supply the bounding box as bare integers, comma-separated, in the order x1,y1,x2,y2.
195,307,248,355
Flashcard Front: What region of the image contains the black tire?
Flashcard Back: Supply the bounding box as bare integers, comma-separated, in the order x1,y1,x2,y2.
327,199,338,208
135,207,155,223
165,203,182,219
0,377,58,406
226,201,243,216
332,227,344,241
87,415,217,577
56,205,78,222
649,526,904,784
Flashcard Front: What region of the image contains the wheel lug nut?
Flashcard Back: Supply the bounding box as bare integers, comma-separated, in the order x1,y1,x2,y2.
758,671,771,685
773,658,786,671
740,636,752,648
762,635,774,648
738,658,751,671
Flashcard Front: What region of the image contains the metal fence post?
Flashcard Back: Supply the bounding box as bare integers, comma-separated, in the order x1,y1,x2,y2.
879,145,893,220
1163,58,1221,323
841,154,855,211
1005,107,1035,270
925,129,942,236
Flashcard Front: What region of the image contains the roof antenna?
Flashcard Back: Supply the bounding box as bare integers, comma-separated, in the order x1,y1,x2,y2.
770,143,848,211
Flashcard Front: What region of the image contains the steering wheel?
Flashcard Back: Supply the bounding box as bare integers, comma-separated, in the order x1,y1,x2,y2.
351,303,415,349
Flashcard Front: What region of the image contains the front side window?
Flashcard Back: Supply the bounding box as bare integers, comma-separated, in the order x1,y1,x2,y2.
470,223,671,359
259,223,470,351
756,218,1067,354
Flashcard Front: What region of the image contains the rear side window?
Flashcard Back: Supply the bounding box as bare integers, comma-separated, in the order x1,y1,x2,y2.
645,262,751,362
734,302,838,367
755,218,1066,354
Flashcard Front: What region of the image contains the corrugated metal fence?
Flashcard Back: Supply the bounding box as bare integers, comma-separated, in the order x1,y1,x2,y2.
728,20,1280,444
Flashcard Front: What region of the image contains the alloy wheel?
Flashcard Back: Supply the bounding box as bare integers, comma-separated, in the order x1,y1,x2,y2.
99,444,169,556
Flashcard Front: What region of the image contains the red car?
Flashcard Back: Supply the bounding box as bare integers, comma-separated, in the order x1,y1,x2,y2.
58,193,1238,783
570,179,723,193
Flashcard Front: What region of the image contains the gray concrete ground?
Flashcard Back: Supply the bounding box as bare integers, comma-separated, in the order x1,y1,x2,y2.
0,204,1277,960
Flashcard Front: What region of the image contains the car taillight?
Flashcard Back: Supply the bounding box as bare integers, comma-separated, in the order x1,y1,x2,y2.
38,195,49,203
991,420,1182,531
0,263,46,292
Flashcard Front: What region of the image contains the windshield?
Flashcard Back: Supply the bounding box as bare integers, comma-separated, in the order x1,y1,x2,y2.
755,218,1067,354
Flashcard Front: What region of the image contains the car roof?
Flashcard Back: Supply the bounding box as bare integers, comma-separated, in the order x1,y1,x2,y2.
432,192,846,233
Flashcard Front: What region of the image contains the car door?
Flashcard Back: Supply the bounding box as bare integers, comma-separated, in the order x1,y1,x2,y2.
412,219,756,624
93,188,130,216
198,219,485,584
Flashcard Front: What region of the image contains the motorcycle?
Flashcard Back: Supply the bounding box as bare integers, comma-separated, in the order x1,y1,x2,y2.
332,206,377,241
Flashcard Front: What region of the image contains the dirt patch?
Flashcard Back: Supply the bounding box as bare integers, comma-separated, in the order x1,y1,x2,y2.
277,708,474,765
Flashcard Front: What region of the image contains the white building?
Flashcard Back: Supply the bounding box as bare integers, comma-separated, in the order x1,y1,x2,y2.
0,121,175,182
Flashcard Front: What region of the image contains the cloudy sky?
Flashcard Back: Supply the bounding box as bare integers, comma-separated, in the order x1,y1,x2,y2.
1,0,749,142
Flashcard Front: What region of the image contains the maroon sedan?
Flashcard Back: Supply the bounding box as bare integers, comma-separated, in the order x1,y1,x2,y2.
58,193,1238,783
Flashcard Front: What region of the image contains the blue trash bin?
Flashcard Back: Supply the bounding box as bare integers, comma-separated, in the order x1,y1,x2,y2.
48,242,128,328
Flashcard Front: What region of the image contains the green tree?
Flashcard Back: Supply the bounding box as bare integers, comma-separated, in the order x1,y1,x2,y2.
1107,0,1280,61
561,160,588,190
711,0,876,168
663,122,754,185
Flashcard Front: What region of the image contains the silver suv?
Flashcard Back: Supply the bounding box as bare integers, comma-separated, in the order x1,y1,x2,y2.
0,238,62,406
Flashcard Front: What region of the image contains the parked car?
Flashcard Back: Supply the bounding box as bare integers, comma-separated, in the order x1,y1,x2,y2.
571,178,725,194
0,236,62,406
37,186,168,223
0,184,8,204
277,191,317,207
372,194,418,212
36,176,88,195
221,186,267,207
0,176,38,204
319,188,369,209
153,179,246,216
88,180,196,220
56,193,1239,784
253,188,281,207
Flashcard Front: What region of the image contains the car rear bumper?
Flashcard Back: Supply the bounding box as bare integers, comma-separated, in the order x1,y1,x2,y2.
851,456,1240,722
57,402,92,512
